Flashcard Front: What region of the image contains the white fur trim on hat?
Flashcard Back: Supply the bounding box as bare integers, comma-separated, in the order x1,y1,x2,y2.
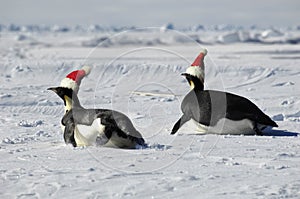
60,77,79,93
185,66,205,83
59,66,92,94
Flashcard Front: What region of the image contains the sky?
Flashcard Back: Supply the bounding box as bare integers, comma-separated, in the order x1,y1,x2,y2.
1,0,300,27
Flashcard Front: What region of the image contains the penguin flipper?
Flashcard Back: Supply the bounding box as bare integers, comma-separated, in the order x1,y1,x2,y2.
224,92,278,127
96,110,146,147
115,128,146,146
104,110,144,140
63,122,77,147
226,109,278,128
171,114,191,135
115,123,146,147
62,110,77,147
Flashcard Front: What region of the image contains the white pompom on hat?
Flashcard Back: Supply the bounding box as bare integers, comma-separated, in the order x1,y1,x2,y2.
60,66,91,93
185,49,207,83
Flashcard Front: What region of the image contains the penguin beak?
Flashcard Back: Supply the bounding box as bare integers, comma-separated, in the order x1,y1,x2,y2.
47,87,58,93
181,73,188,76
181,73,194,87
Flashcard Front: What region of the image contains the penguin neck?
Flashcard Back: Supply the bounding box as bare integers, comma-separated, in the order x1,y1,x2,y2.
190,78,204,91
64,94,83,112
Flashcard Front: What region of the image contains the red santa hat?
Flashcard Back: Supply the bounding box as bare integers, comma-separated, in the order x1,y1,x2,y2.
185,49,207,83
60,66,91,93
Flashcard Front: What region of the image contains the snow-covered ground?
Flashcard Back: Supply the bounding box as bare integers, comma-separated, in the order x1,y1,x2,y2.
1,28,300,198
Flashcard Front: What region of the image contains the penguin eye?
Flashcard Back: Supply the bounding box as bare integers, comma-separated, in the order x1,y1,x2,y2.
65,110,69,114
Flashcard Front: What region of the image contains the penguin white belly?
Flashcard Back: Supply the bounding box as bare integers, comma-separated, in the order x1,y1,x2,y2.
191,120,208,134
193,118,265,135
74,118,106,146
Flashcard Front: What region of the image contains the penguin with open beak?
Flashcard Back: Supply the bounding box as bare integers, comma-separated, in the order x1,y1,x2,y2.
48,87,146,148
171,49,278,135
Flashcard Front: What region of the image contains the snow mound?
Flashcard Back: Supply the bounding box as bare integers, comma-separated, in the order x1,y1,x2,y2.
285,111,300,122
11,65,33,78
18,120,43,127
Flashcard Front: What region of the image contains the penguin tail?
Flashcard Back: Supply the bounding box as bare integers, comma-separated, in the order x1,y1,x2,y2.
270,120,279,128
258,114,278,128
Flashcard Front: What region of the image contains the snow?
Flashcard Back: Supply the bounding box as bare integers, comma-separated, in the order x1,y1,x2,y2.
1,27,300,198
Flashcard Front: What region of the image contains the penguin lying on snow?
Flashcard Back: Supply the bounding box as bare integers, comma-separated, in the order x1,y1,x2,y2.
171,49,278,135
48,87,146,148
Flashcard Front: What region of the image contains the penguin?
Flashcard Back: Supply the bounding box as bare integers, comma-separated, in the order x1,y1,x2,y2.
48,87,146,149
171,49,278,135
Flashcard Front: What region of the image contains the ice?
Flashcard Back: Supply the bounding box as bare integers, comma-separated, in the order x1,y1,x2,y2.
18,120,43,127
1,24,300,45
272,114,284,121
0,25,299,199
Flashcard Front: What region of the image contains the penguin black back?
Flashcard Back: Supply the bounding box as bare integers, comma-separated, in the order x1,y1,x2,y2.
182,89,278,127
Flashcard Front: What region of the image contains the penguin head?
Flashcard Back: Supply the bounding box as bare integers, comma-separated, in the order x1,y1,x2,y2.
181,73,204,91
183,49,207,89
47,87,81,111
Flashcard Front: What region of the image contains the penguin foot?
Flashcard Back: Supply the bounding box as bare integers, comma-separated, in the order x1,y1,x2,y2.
254,124,263,136
96,134,109,146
